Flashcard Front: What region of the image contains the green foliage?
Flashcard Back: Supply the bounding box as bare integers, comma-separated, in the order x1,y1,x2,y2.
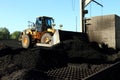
0,27,10,39
10,31,21,39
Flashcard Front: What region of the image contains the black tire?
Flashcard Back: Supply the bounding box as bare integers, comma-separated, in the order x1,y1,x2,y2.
41,33,53,44
22,34,32,48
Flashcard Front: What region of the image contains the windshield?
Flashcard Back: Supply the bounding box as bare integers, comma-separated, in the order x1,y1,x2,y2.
45,18,53,28
35,18,42,31
36,18,42,26
35,17,54,31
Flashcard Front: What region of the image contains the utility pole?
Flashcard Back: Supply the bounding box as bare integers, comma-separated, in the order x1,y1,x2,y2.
80,0,103,33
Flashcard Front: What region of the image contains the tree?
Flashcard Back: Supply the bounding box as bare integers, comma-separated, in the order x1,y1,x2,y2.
0,27,10,39
10,31,21,40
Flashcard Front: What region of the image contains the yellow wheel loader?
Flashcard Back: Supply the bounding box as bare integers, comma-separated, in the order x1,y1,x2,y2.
21,16,60,48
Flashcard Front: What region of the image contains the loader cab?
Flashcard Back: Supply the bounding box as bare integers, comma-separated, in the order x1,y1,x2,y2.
35,16,54,32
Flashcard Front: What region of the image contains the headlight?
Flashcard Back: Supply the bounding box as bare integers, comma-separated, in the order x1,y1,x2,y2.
26,31,29,34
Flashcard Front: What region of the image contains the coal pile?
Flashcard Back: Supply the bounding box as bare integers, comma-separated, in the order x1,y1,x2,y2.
0,39,120,80
0,40,68,80
53,39,120,63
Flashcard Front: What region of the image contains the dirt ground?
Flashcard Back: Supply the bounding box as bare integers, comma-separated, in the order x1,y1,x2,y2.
0,39,120,80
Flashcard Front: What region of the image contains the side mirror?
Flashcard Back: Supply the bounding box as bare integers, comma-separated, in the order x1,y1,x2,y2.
52,24,56,27
59,24,63,30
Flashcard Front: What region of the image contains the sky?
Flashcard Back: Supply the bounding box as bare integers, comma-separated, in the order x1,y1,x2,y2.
0,0,120,33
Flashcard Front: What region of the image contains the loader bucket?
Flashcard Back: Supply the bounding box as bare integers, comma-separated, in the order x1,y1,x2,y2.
52,30,89,44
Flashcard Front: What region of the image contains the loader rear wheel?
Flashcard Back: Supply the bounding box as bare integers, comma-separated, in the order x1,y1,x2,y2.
41,33,53,44
22,34,32,48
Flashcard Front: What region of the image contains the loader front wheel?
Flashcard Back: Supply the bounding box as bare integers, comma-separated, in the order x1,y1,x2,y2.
41,33,53,44
22,34,32,48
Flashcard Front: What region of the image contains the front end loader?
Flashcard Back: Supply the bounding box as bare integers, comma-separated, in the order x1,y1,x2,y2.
21,16,60,48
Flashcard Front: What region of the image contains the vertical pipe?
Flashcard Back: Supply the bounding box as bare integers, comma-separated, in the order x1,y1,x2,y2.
80,0,85,33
